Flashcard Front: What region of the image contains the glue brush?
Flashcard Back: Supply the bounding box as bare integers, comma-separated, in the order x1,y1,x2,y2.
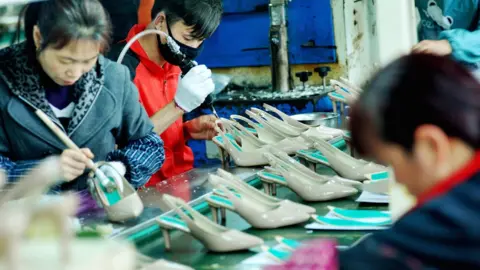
35,109,121,192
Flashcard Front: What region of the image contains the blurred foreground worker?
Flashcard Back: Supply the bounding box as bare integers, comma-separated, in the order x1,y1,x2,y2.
413,0,480,76
108,0,223,187
268,54,480,270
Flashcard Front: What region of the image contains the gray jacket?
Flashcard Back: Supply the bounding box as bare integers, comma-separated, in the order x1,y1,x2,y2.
0,43,165,190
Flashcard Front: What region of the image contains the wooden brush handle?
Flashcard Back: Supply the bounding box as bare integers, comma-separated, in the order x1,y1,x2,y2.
35,109,98,171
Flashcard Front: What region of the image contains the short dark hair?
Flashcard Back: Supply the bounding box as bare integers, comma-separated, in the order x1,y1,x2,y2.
151,0,223,40
23,0,112,54
350,54,480,155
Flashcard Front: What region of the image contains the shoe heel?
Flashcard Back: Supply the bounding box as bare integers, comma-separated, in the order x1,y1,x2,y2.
162,228,172,251
221,208,227,224
219,147,229,170
262,182,272,196
308,162,317,172
156,216,190,251
271,183,277,196
205,194,235,224
257,171,287,194
332,100,337,114
210,206,227,225
210,205,219,224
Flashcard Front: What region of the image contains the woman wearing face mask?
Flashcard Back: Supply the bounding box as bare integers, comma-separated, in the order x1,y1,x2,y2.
267,54,480,269
108,0,223,189
0,0,165,192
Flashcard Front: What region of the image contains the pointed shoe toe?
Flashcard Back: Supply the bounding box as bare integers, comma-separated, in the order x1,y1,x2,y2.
105,193,144,222
266,204,312,227
249,202,311,229
282,171,358,202
212,230,264,252
280,200,316,214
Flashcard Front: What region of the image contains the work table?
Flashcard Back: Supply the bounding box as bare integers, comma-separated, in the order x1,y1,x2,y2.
77,115,386,269
78,166,263,240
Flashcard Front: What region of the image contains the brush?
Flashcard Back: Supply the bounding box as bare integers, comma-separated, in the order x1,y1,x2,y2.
35,109,122,192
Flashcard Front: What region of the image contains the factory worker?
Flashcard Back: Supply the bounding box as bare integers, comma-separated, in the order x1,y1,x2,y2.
0,0,165,191
108,0,223,187
269,54,480,269
413,0,480,77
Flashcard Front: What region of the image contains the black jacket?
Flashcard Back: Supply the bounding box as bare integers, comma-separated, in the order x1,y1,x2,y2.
340,164,480,269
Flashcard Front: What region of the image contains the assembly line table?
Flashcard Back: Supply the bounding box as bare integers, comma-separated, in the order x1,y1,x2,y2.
99,165,386,270
77,115,386,269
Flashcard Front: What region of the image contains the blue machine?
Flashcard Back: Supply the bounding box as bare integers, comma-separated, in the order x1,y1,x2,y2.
190,0,337,166
196,0,336,67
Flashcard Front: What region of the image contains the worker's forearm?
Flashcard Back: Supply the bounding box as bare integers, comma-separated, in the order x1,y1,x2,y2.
150,101,184,134
440,29,480,64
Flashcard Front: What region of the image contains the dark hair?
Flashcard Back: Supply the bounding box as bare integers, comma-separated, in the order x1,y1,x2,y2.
23,0,111,55
350,54,480,155
151,0,223,40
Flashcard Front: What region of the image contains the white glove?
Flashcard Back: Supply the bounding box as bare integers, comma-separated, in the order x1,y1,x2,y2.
175,65,215,113
97,161,126,192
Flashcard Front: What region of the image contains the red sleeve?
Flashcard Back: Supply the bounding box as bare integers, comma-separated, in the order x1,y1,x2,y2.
183,120,192,141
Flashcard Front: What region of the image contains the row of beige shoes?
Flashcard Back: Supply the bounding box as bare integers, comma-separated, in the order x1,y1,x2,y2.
212,103,345,167
155,162,388,260
156,168,316,254
148,79,380,267
328,77,363,115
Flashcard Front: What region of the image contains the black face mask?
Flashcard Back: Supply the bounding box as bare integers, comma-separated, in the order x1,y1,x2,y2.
157,20,204,65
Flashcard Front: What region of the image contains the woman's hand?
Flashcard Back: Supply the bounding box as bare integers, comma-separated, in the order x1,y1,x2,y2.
184,115,218,140
412,40,452,56
60,148,94,181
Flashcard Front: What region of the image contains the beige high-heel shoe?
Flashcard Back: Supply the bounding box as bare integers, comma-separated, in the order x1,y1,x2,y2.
231,114,285,144
88,162,143,223
330,79,359,104
250,108,306,136
218,119,308,155
212,118,261,167
213,124,271,167
158,194,263,253
362,171,391,195
263,103,317,129
215,169,315,215
271,150,362,188
339,77,363,95
263,152,358,201
249,107,343,141
308,136,386,181
216,118,267,151
207,175,311,229
245,109,297,139
244,109,332,150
